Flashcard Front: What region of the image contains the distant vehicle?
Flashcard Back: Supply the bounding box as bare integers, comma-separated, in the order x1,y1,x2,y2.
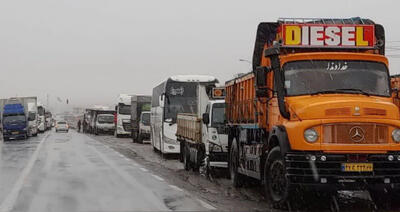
84,108,115,134
45,111,52,130
1,98,29,140
177,87,228,174
138,111,151,143
95,114,115,135
130,95,151,143
37,103,46,132
115,94,132,137
55,121,69,133
151,75,219,154
27,98,38,137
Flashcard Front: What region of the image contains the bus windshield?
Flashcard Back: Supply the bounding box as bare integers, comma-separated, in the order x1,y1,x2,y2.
283,60,390,97
164,82,198,123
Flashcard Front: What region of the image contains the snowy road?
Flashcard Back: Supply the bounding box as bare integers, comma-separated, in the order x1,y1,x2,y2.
0,131,214,212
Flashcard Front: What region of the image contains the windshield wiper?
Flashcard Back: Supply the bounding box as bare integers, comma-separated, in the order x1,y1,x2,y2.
334,88,370,96
310,88,370,96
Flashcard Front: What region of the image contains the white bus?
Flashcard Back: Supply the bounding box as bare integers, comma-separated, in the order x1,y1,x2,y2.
151,75,218,154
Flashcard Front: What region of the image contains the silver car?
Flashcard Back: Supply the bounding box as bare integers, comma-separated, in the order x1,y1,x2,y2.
55,121,69,133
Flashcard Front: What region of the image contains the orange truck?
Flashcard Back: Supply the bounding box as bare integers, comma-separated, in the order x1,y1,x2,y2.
225,18,400,206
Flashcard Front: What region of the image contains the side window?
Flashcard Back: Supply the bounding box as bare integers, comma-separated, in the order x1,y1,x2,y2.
205,104,210,114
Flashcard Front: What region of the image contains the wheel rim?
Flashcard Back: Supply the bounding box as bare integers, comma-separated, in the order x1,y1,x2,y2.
269,160,287,200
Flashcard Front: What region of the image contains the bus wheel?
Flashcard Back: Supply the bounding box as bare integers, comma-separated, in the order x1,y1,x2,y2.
265,146,291,207
229,139,243,188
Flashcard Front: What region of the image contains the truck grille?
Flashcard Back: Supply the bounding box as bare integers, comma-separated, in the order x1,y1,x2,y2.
123,123,131,131
323,123,388,144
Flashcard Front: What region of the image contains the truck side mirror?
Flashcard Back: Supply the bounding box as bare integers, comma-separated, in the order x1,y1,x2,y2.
255,66,268,87
202,113,210,125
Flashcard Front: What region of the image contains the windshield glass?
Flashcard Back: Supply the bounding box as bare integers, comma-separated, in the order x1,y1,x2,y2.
97,115,114,123
141,113,150,126
28,112,36,121
164,82,198,123
37,107,44,116
57,121,67,125
118,104,131,115
211,103,226,127
3,115,26,124
283,60,390,97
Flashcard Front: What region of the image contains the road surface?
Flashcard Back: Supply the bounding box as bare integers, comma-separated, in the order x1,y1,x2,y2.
0,131,215,212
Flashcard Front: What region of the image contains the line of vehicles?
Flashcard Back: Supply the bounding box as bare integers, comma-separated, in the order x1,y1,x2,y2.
0,97,53,140
82,17,400,208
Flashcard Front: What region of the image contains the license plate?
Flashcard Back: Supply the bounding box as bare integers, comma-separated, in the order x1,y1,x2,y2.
11,132,19,135
341,163,373,172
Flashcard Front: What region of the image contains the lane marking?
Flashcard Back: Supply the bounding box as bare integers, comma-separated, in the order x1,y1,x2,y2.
0,133,49,212
168,185,183,192
139,167,148,172
151,174,165,182
197,198,216,210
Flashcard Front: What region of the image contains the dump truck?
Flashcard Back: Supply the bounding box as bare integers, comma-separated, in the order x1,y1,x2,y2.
130,95,151,143
176,87,227,174
225,18,400,207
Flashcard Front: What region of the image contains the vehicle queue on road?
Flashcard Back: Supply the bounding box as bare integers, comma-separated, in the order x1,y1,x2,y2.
80,17,400,209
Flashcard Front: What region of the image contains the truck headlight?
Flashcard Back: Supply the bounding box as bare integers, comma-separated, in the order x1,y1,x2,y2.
392,129,400,143
304,128,318,143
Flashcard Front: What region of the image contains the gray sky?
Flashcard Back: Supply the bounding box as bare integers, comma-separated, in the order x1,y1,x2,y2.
0,0,399,109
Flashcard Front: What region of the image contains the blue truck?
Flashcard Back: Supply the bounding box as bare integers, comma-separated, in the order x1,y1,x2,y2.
1,99,29,140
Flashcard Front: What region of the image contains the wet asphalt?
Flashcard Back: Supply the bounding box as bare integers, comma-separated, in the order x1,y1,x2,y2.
0,130,213,212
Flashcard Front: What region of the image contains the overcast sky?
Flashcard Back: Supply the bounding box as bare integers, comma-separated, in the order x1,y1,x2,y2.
0,0,399,110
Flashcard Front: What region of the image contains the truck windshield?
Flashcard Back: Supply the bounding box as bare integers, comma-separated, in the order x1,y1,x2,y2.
211,103,226,127
97,115,114,123
141,113,150,126
3,115,26,124
283,60,390,97
38,107,44,116
118,104,131,115
164,82,198,123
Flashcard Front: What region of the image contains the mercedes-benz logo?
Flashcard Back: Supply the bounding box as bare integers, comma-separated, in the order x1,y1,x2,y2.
349,126,365,143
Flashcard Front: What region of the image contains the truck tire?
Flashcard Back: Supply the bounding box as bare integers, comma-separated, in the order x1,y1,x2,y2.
183,142,190,171
369,188,400,210
229,139,243,188
264,146,292,207
95,128,98,135
137,134,143,144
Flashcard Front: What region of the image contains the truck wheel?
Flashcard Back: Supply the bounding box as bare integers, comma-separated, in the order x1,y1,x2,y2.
265,146,291,207
184,142,190,171
229,139,243,188
137,134,143,144
369,188,400,210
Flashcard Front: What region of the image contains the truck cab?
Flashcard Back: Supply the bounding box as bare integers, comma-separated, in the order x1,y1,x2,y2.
2,103,28,140
138,111,151,142
202,99,228,168
95,114,115,135
115,94,132,137
37,104,46,132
